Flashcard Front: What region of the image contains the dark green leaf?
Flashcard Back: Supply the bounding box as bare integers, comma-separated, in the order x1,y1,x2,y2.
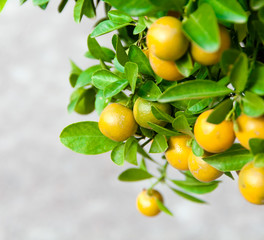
254,153,264,167
149,134,168,153
224,171,235,180
138,81,162,101
124,137,138,165
115,35,129,66
103,79,128,98
192,139,204,157
172,113,194,137
249,138,264,155
69,60,82,88
75,65,102,88
170,188,207,203
133,17,147,34
149,0,187,11
128,45,155,76
118,168,153,181
158,80,232,102
175,52,193,77
253,21,264,44
220,49,240,74
60,121,119,154
156,199,173,216
250,0,264,10
108,10,133,23
249,64,264,96
242,91,264,117
125,62,138,94
90,20,130,37
182,3,219,52
147,122,180,136
74,0,95,23
92,70,121,89
207,98,233,124
74,88,96,114
58,0,69,13
111,143,125,166
199,0,248,23
151,106,174,123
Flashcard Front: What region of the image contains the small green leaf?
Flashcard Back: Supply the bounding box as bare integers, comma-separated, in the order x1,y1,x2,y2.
147,122,180,137
108,10,133,23
156,199,173,216
92,70,121,89
250,0,264,10
74,88,96,115
158,80,232,103
182,3,220,52
149,134,168,153
254,153,264,167
74,0,95,23
188,98,212,113
0,0,8,12
118,168,153,181
113,57,125,73
103,79,128,98
199,0,248,23
242,91,264,117
90,20,130,37
95,90,110,115
207,98,233,124
69,60,82,88
128,45,155,76
33,0,49,5
139,158,147,171
125,62,138,93
170,188,207,203
249,64,264,96
111,143,125,166
151,106,174,123
192,139,204,157
133,17,147,34
58,0,69,13
203,148,254,171
60,121,119,154
220,49,240,75
115,35,129,66
68,88,84,113
175,52,193,77
249,138,264,155
85,47,115,61
172,113,194,137
229,52,248,92
138,81,162,101
75,65,102,88
224,171,235,180
124,137,138,165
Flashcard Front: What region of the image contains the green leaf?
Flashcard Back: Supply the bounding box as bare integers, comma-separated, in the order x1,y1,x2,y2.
224,171,235,180
156,199,173,216
118,168,153,181
74,88,96,114
113,57,125,73
133,17,147,35
138,81,162,101
151,106,174,123
111,143,125,166
103,79,128,98
172,113,194,137
220,49,240,75
139,158,147,171
188,98,212,113
74,0,95,23
207,98,233,124
128,45,155,76
192,139,204,157
249,64,264,96
58,0,69,13
108,10,133,23
175,52,193,77
68,88,84,114
137,142,155,161
33,0,49,5
149,0,187,11
242,91,264,117
147,122,180,137
158,80,232,103
149,134,168,153
0,0,8,12
90,20,130,37
199,0,248,23
125,62,138,94
234,23,248,42
249,138,264,155
60,121,119,154
87,35,113,63
95,90,110,115
203,148,254,171
83,0,96,18
250,0,264,10
170,188,207,203
254,153,264,167
171,179,220,194
115,35,129,66
69,60,82,88
85,47,115,61
229,52,248,92
104,0,158,16
75,65,102,88
182,3,220,52
253,20,264,44
258,8,264,23
124,137,138,165
92,70,121,89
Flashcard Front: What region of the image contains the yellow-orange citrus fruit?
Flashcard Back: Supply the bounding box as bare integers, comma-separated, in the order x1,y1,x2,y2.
235,114,264,150
98,103,138,142
165,135,192,170
238,161,264,205
188,151,223,182
133,97,171,129
194,110,235,153
191,25,231,65
149,51,184,81
136,189,163,217
146,16,189,61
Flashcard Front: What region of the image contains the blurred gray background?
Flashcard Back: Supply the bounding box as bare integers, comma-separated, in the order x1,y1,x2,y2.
0,1,263,240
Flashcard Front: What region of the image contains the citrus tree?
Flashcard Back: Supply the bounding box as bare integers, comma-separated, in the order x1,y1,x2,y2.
5,0,264,217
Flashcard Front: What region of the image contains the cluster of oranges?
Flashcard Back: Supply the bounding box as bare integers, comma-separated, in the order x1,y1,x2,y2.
98,16,264,217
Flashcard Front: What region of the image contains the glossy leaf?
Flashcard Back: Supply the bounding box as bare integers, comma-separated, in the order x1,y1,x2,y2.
149,0,187,11
220,49,240,74
103,79,128,98
138,81,162,101
108,10,133,23
170,188,206,203
33,0,49,5
188,98,212,113
156,199,173,216
249,64,264,96
60,121,119,154
172,113,194,137
182,4,220,52
69,60,82,87
149,134,168,153
75,65,102,88
92,70,121,89
85,47,115,61
151,106,174,123
95,90,110,115
242,91,264,117
249,138,264,155
147,122,180,136
74,0,95,23
111,143,125,166
124,137,138,165
133,17,147,34
192,139,204,157
118,168,153,181
125,62,138,94
250,0,264,10
74,88,96,114
175,52,193,77
159,80,232,102
115,35,129,66
254,153,264,167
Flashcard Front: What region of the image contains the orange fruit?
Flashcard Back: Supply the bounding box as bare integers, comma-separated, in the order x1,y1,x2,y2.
136,189,163,217
149,51,184,81
194,110,235,153
188,151,223,183
235,114,264,150
146,16,189,61
238,161,264,205
98,103,138,142
165,135,192,170
190,25,231,65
